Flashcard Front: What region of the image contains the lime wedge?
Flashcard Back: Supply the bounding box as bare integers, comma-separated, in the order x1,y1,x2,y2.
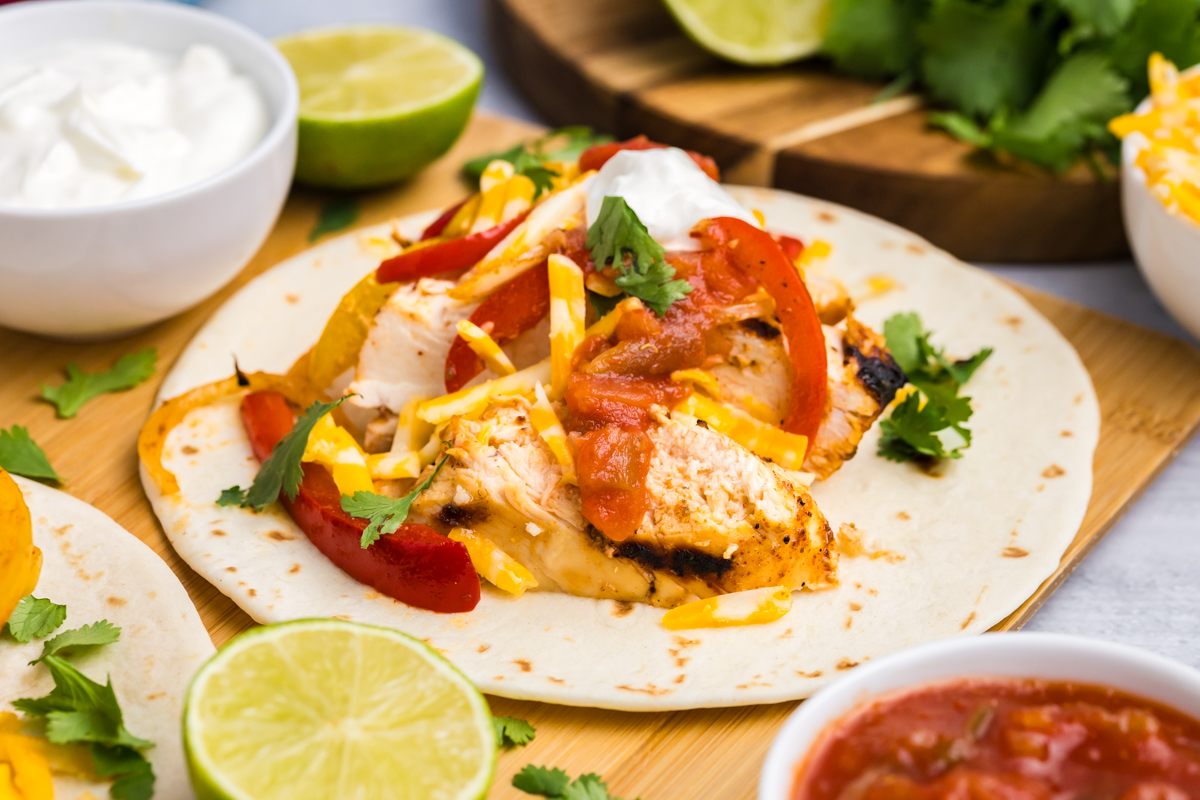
276,27,483,189
184,620,496,800
662,0,830,66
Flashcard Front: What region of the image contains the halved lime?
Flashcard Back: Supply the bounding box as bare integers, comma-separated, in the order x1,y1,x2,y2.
184,619,496,800
662,0,830,66
276,26,483,189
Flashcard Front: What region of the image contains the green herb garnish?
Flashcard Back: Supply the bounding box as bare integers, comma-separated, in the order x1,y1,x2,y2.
513,765,636,800
221,397,348,512
462,126,612,197
0,425,61,482
494,715,537,748
4,596,67,643
15,655,155,800
41,349,157,419
586,196,692,316
342,456,448,548
877,312,992,463
310,197,359,241
32,620,122,665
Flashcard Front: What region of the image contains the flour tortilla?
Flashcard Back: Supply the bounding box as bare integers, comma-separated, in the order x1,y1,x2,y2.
143,187,1098,711
2,478,214,798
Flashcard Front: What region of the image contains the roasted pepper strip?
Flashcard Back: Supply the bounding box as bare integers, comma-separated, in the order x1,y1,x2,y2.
578,135,721,182
309,273,399,390
138,373,317,496
0,469,41,628
376,211,530,284
694,217,828,448
421,196,471,241
444,260,551,393
241,391,480,613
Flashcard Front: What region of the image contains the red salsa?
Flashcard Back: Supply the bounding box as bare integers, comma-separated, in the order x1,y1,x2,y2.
794,678,1200,800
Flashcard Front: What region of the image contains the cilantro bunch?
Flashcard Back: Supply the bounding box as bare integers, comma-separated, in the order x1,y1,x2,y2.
878,312,992,462
822,0,1200,172
462,126,613,199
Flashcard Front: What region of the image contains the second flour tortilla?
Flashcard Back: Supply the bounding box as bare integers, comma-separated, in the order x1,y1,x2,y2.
144,188,1098,711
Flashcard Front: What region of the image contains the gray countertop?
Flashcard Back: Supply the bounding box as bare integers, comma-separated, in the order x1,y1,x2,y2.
205,0,1200,666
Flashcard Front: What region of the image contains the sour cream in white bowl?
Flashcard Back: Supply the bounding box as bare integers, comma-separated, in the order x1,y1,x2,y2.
0,0,298,339
1121,83,1200,341
759,633,1200,800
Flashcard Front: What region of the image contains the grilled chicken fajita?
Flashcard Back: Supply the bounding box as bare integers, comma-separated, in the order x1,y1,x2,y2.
141,134,905,617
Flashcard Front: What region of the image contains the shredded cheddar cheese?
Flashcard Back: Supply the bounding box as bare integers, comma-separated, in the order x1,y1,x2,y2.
448,527,538,597
531,383,576,484
675,394,810,472
302,413,374,495
548,253,586,399
661,586,793,630
457,320,516,377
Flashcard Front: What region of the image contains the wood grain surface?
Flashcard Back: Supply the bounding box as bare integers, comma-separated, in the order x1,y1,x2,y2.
490,0,1128,264
3,113,1200,800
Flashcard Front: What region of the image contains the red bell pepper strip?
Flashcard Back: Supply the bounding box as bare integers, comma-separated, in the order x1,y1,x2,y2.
377,210,530,284
694,218,828,448
444,260,551,393
774,234,804,262
578,135,721,182
240,391,480,613
420,196,471,241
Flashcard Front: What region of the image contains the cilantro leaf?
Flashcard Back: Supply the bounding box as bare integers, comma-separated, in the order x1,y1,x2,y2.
5,596,67,643
494,715,537,748
513,765,572,797
310,197,358,241
342,456,448,548
33,620,121,664
40,349,157,419
1060,0,1138,38
587,195,691,316
237,397,349,511
918,0,1054,118
563,775,615,800
91,744,155,800
0,425,62,482
1105,0,1200,97
877,392,972,461
823,0,924,79
216,486,248,507
15,655,153,752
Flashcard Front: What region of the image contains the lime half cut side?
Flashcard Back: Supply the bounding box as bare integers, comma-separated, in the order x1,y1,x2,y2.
184,619,496,800
275,26,483,188
662,0,831,66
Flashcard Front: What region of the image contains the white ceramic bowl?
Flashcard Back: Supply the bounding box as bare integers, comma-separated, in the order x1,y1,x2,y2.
0,0,298,339
759,632,1200,800
1122,89,1200,341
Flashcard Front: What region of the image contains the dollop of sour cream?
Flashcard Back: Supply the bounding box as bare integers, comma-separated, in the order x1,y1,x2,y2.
0,41,267,210
585,147,760,251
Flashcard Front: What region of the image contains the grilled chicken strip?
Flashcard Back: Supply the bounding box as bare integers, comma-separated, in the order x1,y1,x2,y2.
409,403,836,607
711,315,905,480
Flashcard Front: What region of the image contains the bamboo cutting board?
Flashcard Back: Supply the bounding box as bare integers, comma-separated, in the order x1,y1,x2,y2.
3,113,1200,800
490,0,1128,264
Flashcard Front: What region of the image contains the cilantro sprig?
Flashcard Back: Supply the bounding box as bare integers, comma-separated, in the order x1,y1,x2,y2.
821,0,1200,173
586,196,692,317
41,349,157,419
494,715,537,748
0,425,61,482
341,456,448,548
5,596,67,642
220,397,348,512
32,620,122,665
462,126,612,197
513,765,637,800
877,312,992,463
15,655,155,800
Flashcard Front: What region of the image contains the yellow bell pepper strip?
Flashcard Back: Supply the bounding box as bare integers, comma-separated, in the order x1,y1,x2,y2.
308,273,399,390
548,253,586,400
0,469,41,629
0,765,17,800
531,382,576,484
0,717,15,737
661,586,793,630
447,527,538,597
367,396,437,481
138,372,318,496
5,736,53,800
675,393,809,471
456,320,517,377
0,728,95,780
301,414,374,496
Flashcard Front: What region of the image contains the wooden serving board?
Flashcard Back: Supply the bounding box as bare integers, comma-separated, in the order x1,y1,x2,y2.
490,0,1128,264
3,113,1200,800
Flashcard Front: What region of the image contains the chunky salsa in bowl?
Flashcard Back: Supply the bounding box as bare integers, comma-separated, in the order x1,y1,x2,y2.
759,634,1200,800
